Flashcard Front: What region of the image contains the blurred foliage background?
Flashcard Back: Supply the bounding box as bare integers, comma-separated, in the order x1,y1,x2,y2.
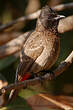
0,0,73,109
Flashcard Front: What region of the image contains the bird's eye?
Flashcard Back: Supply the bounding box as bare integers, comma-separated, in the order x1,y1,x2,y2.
48,13,57,19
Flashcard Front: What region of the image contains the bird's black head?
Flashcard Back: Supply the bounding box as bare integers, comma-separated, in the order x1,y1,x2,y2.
39,5,65,31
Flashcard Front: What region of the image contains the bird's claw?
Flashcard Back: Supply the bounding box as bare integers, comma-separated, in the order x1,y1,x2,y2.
31,72,43,85
41,70,55,80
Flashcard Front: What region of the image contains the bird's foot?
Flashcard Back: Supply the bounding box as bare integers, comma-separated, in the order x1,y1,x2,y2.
31,72,44,85
30,72,38,79
41,70,55,80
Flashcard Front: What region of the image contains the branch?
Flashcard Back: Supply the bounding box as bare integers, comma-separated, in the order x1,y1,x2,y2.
39,94,73,110
53,2,73,11
0,2,73,32
0,32,22,46
0,10,41,32
0,31,32,59
58,15,73,33
0,51,73,95
0,73,8,106
54,51,73,76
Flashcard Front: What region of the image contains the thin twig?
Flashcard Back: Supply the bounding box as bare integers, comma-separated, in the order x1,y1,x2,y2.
0,2,73,32
0,51,73,95
53,2,73,11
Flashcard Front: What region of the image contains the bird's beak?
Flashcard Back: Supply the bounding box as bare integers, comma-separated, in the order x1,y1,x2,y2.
54,15,65,20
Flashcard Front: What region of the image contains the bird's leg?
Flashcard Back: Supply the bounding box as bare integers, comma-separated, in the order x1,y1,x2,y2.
30,72,37,78
38,74,44,85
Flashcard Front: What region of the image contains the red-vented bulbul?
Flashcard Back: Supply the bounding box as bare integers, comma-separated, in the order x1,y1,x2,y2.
9,5,65,101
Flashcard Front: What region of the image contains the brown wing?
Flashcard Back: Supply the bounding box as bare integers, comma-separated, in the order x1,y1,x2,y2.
16,31,44,81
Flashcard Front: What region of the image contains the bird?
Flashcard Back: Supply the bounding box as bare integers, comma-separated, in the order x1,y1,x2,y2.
9,5,65,101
